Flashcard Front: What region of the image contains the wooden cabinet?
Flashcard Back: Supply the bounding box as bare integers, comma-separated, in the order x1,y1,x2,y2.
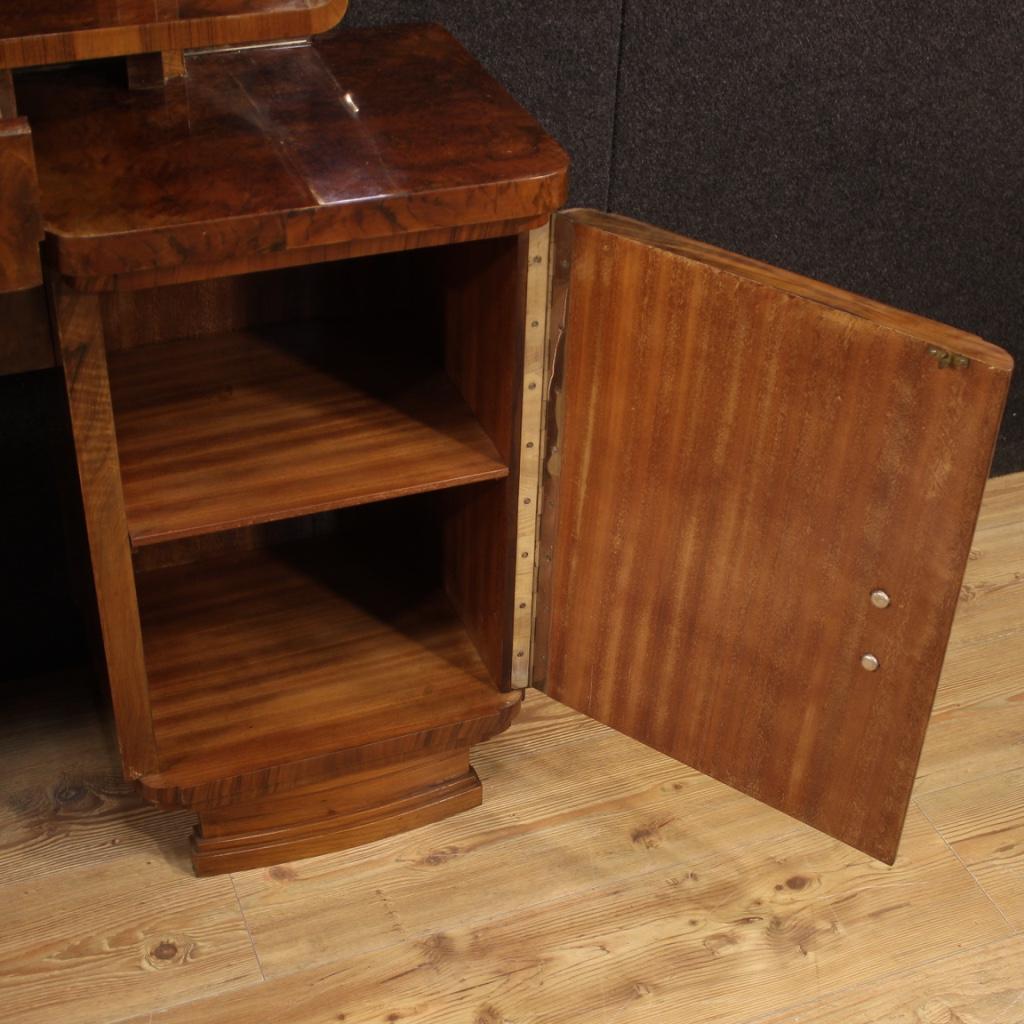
0,11,1011,875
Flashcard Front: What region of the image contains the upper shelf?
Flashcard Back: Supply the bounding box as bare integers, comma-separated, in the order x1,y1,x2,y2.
0,0,349,70
108,320,509,547
17,24,569,282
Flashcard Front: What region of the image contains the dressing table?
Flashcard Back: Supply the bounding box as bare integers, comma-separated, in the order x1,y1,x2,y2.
0,4,1010,875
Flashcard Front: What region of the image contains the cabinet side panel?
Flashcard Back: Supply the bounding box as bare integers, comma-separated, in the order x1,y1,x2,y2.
0,117,42,293
0,70,16,117
51,281,158,776
542,212,1010,862
442,235,527,688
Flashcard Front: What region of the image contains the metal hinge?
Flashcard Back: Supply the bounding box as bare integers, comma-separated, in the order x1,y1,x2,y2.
926,345,970,369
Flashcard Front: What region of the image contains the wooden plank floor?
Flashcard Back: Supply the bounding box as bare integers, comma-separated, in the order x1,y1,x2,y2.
1,472,1022,1024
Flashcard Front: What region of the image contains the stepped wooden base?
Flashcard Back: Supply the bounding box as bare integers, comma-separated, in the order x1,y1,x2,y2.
187,750,481,876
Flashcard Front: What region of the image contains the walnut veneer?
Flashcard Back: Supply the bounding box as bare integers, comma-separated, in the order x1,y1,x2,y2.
17,25,568,284
0,0,351,70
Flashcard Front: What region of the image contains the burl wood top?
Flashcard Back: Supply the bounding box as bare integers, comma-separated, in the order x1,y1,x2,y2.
18,24,569,281
0,0,349,70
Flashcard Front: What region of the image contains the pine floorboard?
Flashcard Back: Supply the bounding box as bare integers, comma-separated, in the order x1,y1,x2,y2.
1,473,1022,1024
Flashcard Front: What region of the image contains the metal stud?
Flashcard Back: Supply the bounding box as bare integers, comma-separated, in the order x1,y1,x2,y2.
860,653,880,672
870,589,891,609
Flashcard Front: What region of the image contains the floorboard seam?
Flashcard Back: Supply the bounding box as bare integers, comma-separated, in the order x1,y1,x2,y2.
251,820,809,985
736,933,1018,1024
229,871,267,983
914,763,1023,802
914,795,1017,935
473,717,614,767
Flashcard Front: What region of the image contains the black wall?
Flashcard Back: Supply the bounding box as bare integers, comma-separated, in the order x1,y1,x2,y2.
349,0,1023,474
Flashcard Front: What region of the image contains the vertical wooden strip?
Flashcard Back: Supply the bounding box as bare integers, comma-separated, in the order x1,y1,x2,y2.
0,70,17,118
126,50,186,90
442,234,526,688
50,280,158,777
511,222,551,687
153,0,183,21
532,213,574,686
0,118,42,293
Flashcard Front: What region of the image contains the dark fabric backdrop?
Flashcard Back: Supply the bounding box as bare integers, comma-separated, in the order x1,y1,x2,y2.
349,0,1023,474
3,2,1021,676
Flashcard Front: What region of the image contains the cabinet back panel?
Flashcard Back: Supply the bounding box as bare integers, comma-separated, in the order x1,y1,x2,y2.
104,238,522,691
99,251,442,355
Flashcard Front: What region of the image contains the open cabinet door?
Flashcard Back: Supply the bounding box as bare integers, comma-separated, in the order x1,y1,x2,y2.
535,210,1012,863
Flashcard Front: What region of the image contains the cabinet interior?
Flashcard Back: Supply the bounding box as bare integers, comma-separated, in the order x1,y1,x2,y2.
98,235,525,785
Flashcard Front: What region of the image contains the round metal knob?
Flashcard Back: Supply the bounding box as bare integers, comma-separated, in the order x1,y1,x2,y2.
860,653,880,672
870,589,891,609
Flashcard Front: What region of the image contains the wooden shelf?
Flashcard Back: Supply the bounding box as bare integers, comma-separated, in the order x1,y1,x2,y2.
108,321,508,547
136,540,519,798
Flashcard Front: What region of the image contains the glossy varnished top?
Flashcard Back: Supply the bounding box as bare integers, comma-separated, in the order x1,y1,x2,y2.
19,24,569,280
0,0,349,70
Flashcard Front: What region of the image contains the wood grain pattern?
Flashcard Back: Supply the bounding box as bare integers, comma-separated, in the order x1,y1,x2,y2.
19,25,569,279
441,234,527,687
539,210,1012,863
114,800,1010,1024
0,68,15,116
0,671,194,884
918,767,1024,930
0,0,349,70
757,936,1024,1024
915,473,1024,794
107,321,508,547
531,213,574,687
0,765,195,884
0,117,42,292
4,474,1022,1024
50,280,158,777
229,696,806,980
558,212,1011,369
126,49,187,90
191,751,482,875
916,641,1024,797
135,538,520,805
79,216,547,294
99,262,347,352
0,853,261,1024
100,244,445,351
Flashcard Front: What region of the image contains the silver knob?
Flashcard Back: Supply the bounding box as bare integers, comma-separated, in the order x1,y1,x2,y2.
860,653,880,672
870,589,891,609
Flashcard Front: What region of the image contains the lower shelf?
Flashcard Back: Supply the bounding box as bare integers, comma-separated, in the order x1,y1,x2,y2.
136,539,520,806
